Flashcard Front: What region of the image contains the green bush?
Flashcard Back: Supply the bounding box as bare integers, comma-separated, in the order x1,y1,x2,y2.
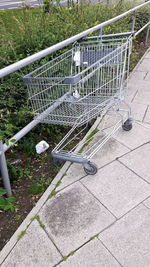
0,3,132,138
0,188,19,212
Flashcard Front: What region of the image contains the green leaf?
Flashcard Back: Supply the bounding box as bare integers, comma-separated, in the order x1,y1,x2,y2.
10,139,16,143
4,204,13,211
0,197,7,208
0,131,5,137
28,184,44,195
0,188,7,197
7,197,16,203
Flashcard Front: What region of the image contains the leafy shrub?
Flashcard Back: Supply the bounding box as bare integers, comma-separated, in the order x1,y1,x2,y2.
0,188,19,212
0,3,132,138
28,176,52,195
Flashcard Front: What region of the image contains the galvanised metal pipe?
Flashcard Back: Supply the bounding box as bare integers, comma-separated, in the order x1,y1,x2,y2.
0,141,12,196
132,11,136,33
0,1,150,79
145,16,150,45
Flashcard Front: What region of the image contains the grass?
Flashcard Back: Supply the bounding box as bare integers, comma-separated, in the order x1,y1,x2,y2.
17,230,26,240
31,215,46,229
28,176,52,195
79,128,99,153
85,128,99,144
63,251,75,261
49,179,62,198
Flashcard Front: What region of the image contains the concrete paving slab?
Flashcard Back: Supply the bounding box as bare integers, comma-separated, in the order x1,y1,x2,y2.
99,204,150,267
39,182,115,255
92,137,129,167
128,79,150,93
113,122,150,150
1,220,62,267
57,239,121,267
119,143,150,183
125,92,135,103
144,106,150,124
97,113,119,130
82,161,150,218
136,58,150,72
58,163,86,191
145,52,150,59
133,90,150,105
129,70,147,81
84,127,129,163
143,198,150,209
130,102,148,121
145,71,150,81
141,122,150,129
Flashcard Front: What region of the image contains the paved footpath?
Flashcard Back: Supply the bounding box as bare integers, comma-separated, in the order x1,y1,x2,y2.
1,48,150,267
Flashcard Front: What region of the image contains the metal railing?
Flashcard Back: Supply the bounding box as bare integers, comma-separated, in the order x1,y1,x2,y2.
0,1,150,196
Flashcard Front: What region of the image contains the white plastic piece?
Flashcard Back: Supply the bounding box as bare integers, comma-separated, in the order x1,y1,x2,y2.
73,51,80,66
73,90,80,99
36,140,49,154
83,61,88,66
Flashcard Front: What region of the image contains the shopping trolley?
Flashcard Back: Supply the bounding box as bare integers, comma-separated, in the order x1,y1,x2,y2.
24,32,133,175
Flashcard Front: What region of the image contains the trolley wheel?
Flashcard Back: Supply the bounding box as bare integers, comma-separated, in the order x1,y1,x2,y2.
122,119,132,131
84,162,98,175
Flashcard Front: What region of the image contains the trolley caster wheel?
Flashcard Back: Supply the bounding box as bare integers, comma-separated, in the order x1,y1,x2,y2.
84,162,98,175
122,119,132,131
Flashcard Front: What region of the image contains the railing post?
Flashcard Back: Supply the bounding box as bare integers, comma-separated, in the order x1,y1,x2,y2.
145,17,150,45
99,27,103,41
0,141,12,197
131,11,136,34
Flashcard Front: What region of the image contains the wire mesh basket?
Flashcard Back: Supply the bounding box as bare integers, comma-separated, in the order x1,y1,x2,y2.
24,34,131,127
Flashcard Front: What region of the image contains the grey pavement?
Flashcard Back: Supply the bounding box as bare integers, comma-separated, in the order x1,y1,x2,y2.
1,48,150,266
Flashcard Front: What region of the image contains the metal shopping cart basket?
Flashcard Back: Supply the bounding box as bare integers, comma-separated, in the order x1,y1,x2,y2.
24,32,133,175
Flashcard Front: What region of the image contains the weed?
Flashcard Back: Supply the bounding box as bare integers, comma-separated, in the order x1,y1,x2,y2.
7,161,25,182
79,128,99,153
62,172,67,177
15,215,22,222
0,188,19,212
86,128,99,143
31,215,45,229
89,233,99,241
28,176,52,195
63,255,68,261
49,189,57,199
52,164,62,173
55,180,62,188
17,230,26,241
49,179,62,198
63,251,75,261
